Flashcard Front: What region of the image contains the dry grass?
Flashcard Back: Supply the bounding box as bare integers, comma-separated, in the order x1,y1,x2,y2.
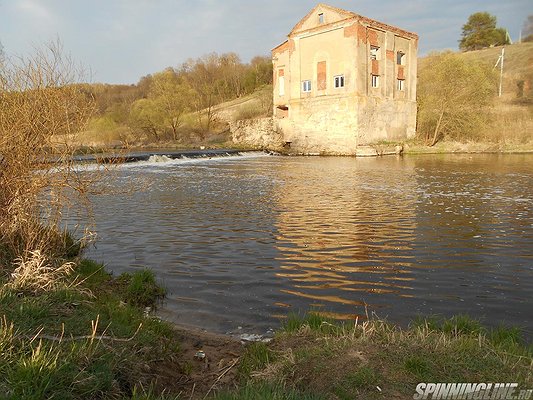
7,250,74,293
238,314,533,399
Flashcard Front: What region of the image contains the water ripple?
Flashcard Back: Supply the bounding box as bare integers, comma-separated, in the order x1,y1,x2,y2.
82,154,533,336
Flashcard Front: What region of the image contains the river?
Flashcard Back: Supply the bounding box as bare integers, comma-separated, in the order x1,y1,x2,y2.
80,152,533,338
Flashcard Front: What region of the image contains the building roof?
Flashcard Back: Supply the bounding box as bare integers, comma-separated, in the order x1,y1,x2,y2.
287,3,418,39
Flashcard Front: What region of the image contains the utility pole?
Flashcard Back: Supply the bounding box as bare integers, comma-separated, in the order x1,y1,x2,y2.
494,47,505,97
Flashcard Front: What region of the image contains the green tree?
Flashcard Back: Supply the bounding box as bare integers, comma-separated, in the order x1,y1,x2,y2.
244,56,273,93
523,15,533,42
129,68,191,142
459,12,510,51
417,51,496,146
149,68,192,140
180,53,223,134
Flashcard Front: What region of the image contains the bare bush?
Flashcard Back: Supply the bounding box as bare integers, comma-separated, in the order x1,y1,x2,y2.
0,40,96,273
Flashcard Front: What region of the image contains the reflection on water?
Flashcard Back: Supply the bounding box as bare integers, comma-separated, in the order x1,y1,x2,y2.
84,154,533,337
273,157,418,321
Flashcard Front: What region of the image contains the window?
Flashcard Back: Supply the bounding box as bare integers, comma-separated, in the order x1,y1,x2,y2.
334,75,345,88
370,46,380,60
397,51,406,65
302,80,312,92
318,13,325,24
371,75,379,88
279,76,285,96
397,79,405,91
317,61,327,90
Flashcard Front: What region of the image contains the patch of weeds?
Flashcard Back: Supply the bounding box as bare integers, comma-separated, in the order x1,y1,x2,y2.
122,269,166,308
411,315,442,331
404,355,433,381
334,367,381,400
74,259,110,289
489,325,524,348
282,312,345,335
412,315,486,336
442,315,484,336
130,384,181,400
239,342,274,378
215,382,325,400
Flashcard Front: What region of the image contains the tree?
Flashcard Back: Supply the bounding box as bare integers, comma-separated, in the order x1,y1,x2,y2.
417,51,496,146
523,15,533,42
149,68,192,140
180,53,223,134
459,12,510,51
1,40,96,268
129,68,192,142
244,56,273,93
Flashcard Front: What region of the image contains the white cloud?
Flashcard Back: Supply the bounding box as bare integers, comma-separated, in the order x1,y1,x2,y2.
16,0,55,22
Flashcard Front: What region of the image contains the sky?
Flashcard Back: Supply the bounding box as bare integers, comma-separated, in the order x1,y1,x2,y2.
0,0,530,84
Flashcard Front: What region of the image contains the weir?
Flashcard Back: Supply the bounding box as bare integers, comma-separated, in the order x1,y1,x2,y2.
73,149,243,164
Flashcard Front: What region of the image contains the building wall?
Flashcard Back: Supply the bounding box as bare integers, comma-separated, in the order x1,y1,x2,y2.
230,117,282,149
272,6,418,155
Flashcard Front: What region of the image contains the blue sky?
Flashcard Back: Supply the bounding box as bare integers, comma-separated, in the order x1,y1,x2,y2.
0,0,530,84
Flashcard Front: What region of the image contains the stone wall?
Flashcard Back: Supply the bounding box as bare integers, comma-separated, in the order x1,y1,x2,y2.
230,117,283,150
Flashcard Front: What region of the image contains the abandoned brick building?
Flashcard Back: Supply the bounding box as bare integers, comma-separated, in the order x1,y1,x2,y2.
272,3,418,154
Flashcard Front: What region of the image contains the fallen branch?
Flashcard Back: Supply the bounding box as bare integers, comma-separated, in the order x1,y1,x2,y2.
203,357,239,399
18,323,143,343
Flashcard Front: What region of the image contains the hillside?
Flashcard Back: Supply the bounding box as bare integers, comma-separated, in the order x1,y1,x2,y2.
419,42,533,102
414,42,533,152
75,43,532,151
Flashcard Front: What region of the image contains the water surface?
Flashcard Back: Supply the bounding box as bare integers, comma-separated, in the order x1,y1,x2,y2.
83,153,533,337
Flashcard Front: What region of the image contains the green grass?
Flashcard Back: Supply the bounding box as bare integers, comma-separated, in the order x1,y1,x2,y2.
241,314,533,400
215,382,325,400
239,342,274,379
333,367,381,400
121,269,166,308
281,312,346,335
0,260,179,399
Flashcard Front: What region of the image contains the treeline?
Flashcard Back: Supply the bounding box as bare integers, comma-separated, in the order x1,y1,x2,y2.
84,53,272,145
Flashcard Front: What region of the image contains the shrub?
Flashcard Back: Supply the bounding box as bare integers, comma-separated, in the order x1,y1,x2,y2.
417,51,496,146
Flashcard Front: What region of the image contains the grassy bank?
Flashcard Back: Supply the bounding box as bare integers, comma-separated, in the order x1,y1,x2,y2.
218,314,533,400
1,264,532,399
0,260,180,399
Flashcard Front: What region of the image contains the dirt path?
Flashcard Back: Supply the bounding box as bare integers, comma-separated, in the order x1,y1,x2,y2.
150,325,245,399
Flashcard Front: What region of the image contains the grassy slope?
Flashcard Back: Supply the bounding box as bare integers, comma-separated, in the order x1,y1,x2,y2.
3,267,532,399
0,260,179,399
411,43,533,153
217,314,533,400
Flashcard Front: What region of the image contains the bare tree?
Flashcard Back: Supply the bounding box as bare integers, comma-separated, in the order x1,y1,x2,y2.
0,40,96,273
417,51,495,146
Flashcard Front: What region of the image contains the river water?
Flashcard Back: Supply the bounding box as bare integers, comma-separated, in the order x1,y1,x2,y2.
82,152,533,337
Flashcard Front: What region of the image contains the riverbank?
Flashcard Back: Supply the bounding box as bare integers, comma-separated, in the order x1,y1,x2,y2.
1,259,531,399
403,140,533,155
0,259,246,399
65,139,533,161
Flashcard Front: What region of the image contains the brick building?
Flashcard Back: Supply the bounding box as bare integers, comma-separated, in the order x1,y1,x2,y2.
272,3,418,155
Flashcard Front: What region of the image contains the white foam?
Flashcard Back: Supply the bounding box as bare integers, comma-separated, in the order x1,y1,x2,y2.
67,151,275,172
147,155,173,163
